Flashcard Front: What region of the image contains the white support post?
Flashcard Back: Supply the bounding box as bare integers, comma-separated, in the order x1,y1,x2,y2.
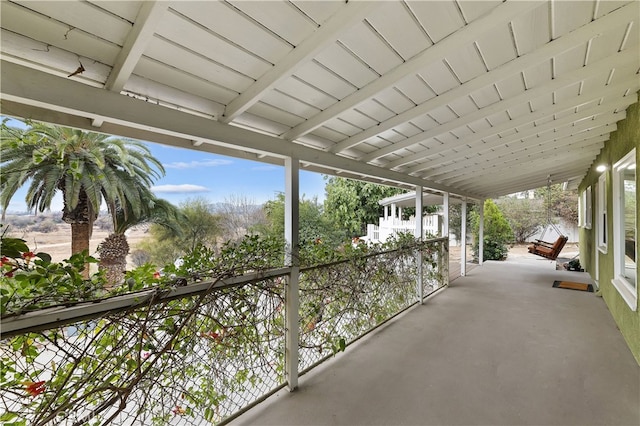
415,186,423,303
479,200,485,265
284,157,299,391
461,199,467,276
443,192,450,238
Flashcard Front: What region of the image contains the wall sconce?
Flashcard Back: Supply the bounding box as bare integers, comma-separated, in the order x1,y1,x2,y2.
596,164,608,172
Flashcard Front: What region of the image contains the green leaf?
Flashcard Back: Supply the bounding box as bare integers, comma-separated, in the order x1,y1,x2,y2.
126,358,137,372
0,411,19,421
0,238,29,258
5,421,27,426
204,407,215,422
35,252,52,263
338,337,346,352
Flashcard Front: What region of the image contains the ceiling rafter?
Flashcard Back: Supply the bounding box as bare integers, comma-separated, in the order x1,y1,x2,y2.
0,60,483,200
429,134,608,182
402,97,634,175
421,126,613,180
359,48,637,164
452,153,599,190
414,99,633,172
459,163,592,195
104,1,167,92
2,0,638,200
92,1,168,127
385,78,638,171
330,2,636,155
280,0,541,142
471,168,589,197
458,164,591,194
219,1,380,124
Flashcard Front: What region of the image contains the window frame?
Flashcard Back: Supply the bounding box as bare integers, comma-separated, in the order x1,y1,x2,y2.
597,173,607,253
611,149,637,311
579,186,592,229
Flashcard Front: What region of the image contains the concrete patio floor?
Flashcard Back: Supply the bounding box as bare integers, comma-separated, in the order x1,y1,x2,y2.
232,259,639,426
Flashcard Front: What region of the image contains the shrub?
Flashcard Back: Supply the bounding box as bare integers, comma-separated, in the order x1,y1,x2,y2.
130,249,151,267
481,237,509,261
94,214,114,231
471,199,514,261
29,219,58,233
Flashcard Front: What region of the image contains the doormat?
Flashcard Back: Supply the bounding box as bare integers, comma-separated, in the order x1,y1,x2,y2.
552,281,594,292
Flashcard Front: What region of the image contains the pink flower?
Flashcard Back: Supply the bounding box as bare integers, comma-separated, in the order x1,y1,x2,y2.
153,271,161,279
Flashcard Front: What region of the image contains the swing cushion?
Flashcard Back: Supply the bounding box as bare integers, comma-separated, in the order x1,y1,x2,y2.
528,236,568,260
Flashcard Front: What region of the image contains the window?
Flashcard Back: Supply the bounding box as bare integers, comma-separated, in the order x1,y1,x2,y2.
597,173,607,253
580,186,592,229
612,149,637,311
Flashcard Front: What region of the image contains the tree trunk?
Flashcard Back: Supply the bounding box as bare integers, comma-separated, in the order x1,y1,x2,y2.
62,189,97,278
71,222,93,278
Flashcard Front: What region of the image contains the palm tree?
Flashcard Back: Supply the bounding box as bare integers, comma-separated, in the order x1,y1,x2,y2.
98,194,183,286
0,121,164,266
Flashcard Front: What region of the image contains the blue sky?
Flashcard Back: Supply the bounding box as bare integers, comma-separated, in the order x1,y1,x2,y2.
2,118,327,213
148,143,326,206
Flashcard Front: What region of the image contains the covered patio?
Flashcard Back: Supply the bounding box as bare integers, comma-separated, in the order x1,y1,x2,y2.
1,1,639,424
233,259,640,426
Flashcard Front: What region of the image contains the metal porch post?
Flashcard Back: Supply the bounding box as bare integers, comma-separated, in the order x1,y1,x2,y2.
415,186,423,303
461,199,467,276
284,157,299,391
443,192,449,238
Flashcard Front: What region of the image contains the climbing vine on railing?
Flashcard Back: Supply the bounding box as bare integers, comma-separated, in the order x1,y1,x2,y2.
297,235,447,369
0,232,447,425
1,278,286,426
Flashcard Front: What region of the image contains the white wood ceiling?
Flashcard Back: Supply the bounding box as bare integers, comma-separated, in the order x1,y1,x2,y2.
1,0,639,200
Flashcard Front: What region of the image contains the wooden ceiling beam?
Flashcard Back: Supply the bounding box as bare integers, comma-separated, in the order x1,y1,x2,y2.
220,1,379,124
359,48,637,163
331,1,637,155
281,1,541,142
387,79,637,171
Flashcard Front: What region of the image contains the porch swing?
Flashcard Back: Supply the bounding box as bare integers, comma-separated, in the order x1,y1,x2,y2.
527,177,568,260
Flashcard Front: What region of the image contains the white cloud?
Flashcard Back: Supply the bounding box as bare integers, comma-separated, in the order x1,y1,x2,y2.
152,184,210,194
163,159,232,169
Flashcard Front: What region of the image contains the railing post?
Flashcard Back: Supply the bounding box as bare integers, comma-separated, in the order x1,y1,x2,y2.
284,157,299,391
461,199,467,276
444,237,450,286
479,199,485,265
442,192,449,237
415,185,423,303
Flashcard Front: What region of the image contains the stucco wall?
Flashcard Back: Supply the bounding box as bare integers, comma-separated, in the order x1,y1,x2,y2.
579,101,640,365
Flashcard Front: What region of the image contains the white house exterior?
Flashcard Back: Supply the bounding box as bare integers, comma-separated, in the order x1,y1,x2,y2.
362,214,443,244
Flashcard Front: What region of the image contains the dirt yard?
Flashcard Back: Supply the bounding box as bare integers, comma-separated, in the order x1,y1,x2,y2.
6,225,149,270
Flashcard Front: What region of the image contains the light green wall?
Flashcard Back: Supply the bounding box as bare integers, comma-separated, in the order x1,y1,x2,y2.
579,101,640,365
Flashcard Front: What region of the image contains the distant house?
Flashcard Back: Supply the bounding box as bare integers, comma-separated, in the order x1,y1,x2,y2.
362,191,580,245
361,192,456,245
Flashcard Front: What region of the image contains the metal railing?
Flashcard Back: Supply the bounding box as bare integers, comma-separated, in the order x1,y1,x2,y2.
0,238,448,425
